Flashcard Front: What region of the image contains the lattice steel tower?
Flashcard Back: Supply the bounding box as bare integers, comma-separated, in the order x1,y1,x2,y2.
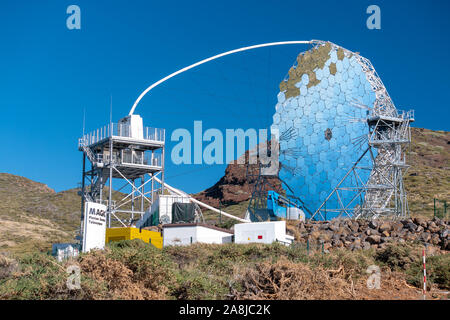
78,114,165,229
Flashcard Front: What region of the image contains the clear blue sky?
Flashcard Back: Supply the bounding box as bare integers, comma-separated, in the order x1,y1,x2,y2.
0,0,449,193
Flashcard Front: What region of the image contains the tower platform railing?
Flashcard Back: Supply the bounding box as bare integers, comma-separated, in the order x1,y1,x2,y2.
78,123,165,148
88,151,163,168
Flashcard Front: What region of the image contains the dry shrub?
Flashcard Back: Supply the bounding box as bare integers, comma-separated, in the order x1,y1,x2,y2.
353,269,423,300
78,250,165,300
0,253,19,280
286,221,302,241
231,257,427,300
375,242,420,270
233,257,353,300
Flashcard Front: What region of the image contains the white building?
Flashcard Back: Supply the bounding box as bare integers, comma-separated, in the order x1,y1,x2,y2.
52,243,80,262
234,221,294,245
162,223,233,246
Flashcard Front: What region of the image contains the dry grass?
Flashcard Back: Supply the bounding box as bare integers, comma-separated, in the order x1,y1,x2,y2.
0,240,448,300
405,128,450,218
78,251,165,300
232,258,352,300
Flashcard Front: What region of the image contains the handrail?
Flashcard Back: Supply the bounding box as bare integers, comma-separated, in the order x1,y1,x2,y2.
79,123,165,147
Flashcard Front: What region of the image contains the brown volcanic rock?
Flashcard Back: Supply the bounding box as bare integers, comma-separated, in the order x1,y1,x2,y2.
193,143,281,207
290,218,449,251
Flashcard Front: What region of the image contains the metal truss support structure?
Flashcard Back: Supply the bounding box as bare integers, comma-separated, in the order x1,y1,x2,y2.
78,119,165,233
310,41,415,221
245,162,285,222
244,138,312,222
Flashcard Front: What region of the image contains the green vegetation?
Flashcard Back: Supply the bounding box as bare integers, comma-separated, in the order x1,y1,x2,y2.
1,240,448,300
374,242,450,290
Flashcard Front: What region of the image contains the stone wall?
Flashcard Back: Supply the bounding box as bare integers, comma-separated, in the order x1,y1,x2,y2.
289,217,449,251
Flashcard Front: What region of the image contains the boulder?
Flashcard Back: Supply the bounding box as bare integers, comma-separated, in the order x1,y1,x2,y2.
310,231,321,240
442,239,450,251
366,235,381,244
406,233,417,242
389,231,398,238
349,221,359,233
381,230,390,237
432,217,442,224
369,220,379,229
358,223,368,232
405,222,418,232
397,229,407,238
392,222,404,232
414,217,427,228
328,224,340,232
431,234,441,245
379,222,392,233
337,227,349,238
319,223,330,230
319,231,333,242
401,218,414,226
420,232,432,243
332,239,344,248
426,221,440,233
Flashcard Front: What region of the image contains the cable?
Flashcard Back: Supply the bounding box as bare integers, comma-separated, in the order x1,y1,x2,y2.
129,40,313,115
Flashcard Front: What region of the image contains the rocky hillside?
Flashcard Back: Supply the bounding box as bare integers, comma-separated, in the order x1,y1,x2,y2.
194,142,282,208
195,127,450,218
0,173,136,253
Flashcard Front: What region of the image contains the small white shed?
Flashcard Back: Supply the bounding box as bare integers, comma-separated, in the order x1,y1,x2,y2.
162,223,233,247
52,243,80,262
234,221,294,245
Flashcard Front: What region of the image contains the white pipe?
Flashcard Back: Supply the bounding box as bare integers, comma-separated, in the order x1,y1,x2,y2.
129,40,313,115
153,176,249,223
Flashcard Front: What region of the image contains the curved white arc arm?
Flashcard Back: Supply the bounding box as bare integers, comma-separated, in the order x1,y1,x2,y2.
129,40,313,115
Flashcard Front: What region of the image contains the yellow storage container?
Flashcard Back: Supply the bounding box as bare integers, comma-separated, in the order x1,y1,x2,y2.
105,227,163,249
